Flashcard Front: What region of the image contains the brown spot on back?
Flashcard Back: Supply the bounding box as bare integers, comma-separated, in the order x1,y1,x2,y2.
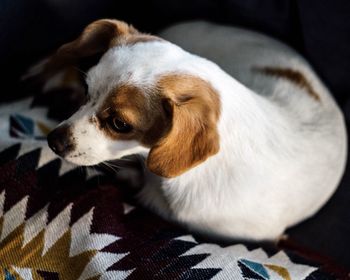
254,66,320,101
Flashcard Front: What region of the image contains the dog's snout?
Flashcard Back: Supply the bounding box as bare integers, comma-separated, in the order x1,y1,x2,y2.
47,124,75,157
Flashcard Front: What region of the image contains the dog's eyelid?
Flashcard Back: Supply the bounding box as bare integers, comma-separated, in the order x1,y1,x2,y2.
100,110,131,126
111,110,129,122
107,115,133,134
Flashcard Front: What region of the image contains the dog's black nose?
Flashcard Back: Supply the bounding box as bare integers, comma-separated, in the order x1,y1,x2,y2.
47,124,75,157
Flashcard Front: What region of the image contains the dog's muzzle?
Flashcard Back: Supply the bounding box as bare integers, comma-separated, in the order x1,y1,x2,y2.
47,124,75,157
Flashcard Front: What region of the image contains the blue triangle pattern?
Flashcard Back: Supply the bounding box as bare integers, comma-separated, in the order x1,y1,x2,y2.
239,259,270,279
4,269,16,280
11,114,34,137
238,261,265,280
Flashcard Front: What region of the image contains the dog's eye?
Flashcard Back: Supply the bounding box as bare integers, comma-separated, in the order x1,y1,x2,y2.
110,117,133,133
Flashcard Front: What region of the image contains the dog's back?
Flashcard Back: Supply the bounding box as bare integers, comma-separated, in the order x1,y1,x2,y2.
160,21,347,228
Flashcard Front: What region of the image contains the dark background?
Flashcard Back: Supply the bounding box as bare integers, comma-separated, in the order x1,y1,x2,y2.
1,0,350,269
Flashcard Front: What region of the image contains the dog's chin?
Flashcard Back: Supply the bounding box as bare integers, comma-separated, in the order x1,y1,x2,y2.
55,152,106,167
66,158,100,166
51,146,149,167
63,153,130,167
60,156,99,166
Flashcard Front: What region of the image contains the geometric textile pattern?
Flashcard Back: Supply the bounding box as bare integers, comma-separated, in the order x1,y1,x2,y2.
0,98,339,279
179,239,316,280
0,192,125,280
9,113,51,140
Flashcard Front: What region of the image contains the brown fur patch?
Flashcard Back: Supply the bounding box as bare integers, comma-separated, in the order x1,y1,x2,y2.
147,74,221,178
28,19,160,118
45,19,221,177
95,74,221,178
96,85,171,144
112,33,161,46
56,19,159,61
57,19,137,58
254,66,320,101
43,19,159,83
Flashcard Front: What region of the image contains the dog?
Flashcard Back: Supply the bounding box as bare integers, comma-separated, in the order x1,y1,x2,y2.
25,19,347,241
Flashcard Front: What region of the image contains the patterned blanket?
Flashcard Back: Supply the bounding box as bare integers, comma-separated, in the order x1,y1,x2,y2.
0,97,345,279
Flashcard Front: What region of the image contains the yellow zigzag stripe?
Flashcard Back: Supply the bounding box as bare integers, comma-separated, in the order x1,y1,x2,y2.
265,264,292,280
0,218,96,280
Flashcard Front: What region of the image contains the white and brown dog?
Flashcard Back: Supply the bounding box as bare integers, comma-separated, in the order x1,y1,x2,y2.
27,19,347,241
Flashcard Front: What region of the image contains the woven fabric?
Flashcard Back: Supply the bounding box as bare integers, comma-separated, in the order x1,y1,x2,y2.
0,98,337,279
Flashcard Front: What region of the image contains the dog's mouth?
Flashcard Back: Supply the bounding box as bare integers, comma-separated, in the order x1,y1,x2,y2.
55,151,101,167
47,144,136,168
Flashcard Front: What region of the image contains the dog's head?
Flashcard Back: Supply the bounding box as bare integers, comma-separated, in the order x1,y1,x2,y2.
47,19,221,178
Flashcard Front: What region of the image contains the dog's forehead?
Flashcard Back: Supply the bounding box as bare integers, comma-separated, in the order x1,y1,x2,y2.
86,41,186,96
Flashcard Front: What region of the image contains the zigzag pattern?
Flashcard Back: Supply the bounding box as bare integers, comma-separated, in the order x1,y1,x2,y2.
179,236,317,280
0,190,131,279
0,132,333,280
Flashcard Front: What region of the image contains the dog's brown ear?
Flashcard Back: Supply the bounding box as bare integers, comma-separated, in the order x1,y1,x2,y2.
147,75,221,178
21,20,138,117
51,19,138,67
56,19,138,59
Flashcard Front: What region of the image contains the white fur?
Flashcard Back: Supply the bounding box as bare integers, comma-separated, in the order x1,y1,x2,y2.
62,107,148,165
59,21,347,241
